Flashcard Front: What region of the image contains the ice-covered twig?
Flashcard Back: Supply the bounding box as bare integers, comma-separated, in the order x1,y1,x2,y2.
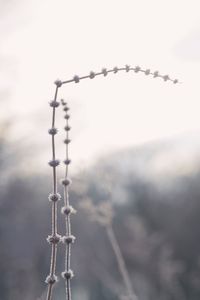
60,65,179,85
45,80,62,300
60,99,76,300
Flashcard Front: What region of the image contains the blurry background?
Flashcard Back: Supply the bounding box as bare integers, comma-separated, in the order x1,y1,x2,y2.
1,0,200,299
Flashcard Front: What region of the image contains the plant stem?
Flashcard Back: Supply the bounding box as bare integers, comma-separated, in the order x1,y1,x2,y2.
106,224,138,300
46,85,60,300
61,101,74,300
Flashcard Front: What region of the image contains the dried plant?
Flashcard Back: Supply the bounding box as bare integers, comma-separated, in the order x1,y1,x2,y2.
80,198,138,300
45,64,178,300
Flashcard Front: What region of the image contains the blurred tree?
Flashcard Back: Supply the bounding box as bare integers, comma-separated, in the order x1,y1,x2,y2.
1,133,200,299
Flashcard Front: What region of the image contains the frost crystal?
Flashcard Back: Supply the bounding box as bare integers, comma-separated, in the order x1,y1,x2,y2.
153,71,159,77
48,159,60,167
113,66,118,73
64,139,71,144
48,128,58,135
145,69,150,75
102,68,108,76
163,75,169,81
61,99,67,106
64,159,71,165
48,193,61,202
45,274,58,285
62,235,76,244
64,114,70,120
49,100,60,108
89,71,95,79
64,125,71,131
134,66,141,72
54,79,62,87
61,205,76,215
61,178,72,186
125,65,130,72
61,269,74,280
73,75,80,83
47,234,61,244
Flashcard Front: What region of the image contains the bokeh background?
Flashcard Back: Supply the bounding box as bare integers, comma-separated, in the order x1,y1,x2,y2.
1,0,200,299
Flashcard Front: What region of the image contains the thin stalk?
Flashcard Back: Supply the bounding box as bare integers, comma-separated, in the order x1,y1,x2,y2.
106,224,138,300
61,100,75,300
46,80,62,300
61,65,179,85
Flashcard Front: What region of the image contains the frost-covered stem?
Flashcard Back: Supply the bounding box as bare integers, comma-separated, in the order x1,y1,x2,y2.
60,65,179,86
46,80,63,300
106,224,138,300
61,100,75,300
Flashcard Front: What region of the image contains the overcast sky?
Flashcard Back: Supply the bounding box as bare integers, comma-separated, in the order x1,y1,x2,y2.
1,0,200,170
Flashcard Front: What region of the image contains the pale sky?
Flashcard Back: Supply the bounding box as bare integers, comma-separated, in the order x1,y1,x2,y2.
1,0,200,171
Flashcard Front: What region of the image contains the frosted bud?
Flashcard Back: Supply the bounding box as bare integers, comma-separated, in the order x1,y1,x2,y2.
134,66,140,72
48,159,60,167
145,69,150,75
64,114,70,120
61,205,76,215
125,65,130,72
48,128,58,135
73,75,80,83
48,193,61,202
102,68,108,76
62,235,76,244
61,99,67,106
63,107,69,112
64,159,71,165
113,67,118,73
153,71,159,77
64,139,71,144
163,75,169,81
173,79,178,84
61,270,74,280
61,178,72,186
89,71,95,79
54,79,62,87
47,234,61,244
45,274,58,285
64,125,71,131
49,100,60,108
